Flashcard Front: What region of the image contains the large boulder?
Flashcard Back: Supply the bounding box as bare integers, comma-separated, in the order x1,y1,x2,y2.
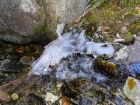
46,0,90,33
0,0,52,44
0,0,90,44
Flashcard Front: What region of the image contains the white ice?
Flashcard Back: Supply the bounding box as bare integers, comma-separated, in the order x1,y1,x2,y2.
30,23,115,75
82,42,114,55
30,23,75,75
75,30,86,50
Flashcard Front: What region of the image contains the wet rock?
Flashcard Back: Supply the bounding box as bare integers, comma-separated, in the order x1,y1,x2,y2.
28,93,45,105
115,41,140,65
79,97,92,105
62,99,71,105
0,88,11,103
0,59,21,73
16,47,24,53
123,77,140,105
126,62,140,77
44,92,59,104
61,83,80,104
94,57,118,76
20,56,33,65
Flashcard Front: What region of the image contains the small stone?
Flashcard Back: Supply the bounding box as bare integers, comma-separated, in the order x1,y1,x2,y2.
123,77,140,105
11,93,18,100
121,26,128,34
44,92,58,103
62,99,70,105
20,56,33,65
16,47,24,53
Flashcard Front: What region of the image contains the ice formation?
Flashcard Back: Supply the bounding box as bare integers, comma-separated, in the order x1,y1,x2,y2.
75,30,86,50
82,42,114,55
30,23,75,75
30,23,115,75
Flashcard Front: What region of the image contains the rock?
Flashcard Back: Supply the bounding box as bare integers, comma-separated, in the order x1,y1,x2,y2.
123,77,140,105
79,97,92,105
61,83,80,104
46,0,90,33
115,41,140,65
0,59,21,73
0,0,50,44
44,92,59,104
28,93,45,105
20,56,33,65
0,88,11,103
0,0,90,44
11,93,19,100
94,57,119,76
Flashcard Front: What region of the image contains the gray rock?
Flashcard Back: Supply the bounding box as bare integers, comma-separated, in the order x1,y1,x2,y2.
123,77,140,105
0,0,90,44
46,0,90,33
0,0,51,44
0,59,21,73
115,41,140,65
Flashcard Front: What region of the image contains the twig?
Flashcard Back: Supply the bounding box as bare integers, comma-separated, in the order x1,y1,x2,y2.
75,0,103,22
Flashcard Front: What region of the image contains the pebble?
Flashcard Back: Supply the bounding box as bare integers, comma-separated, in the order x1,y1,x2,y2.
20,56,33,65
44,92,59,103
11,93,18,100
123,77,140,105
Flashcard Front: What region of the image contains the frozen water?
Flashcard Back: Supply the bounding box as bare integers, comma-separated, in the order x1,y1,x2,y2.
82,42,114,55
56,23,65,35
30,23,115,75
75,30,86,50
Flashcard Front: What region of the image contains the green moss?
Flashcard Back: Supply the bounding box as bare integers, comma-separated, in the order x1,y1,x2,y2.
35,25,47,34
87,31,94,37
91,14,98,20
83,19,89,25
121,0,140,8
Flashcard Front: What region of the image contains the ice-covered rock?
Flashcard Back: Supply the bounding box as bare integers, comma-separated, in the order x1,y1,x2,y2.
123,77,140,105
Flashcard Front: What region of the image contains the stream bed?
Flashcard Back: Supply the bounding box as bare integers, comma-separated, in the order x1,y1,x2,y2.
0,39,140,105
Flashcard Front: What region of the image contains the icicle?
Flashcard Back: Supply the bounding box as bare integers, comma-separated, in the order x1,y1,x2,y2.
75,30,86,50
56,23,65,35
